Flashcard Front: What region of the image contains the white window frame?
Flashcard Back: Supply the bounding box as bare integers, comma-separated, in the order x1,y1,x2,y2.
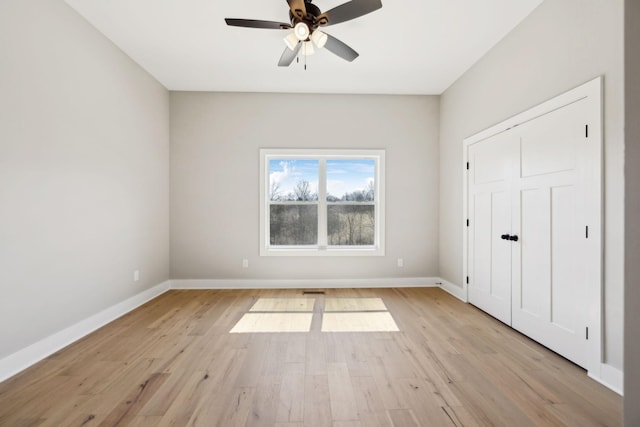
260,149,385,256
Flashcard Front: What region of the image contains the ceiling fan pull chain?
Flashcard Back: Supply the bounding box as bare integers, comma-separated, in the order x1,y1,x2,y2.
304,43,307,70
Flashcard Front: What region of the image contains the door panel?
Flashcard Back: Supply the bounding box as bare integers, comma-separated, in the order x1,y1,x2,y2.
467,133,513,325
490,192,511,303
550,185,579,332
511,99,588,368
519,187,550,318
474,139,510,184
520,102,579,178
472,193,492,294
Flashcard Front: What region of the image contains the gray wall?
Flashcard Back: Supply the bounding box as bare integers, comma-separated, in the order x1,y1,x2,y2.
625,0,640,423
170,92,439,281
0,0,170,359
438,0,624,369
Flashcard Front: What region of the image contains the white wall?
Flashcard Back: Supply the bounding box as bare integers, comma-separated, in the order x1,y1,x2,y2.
0,0,170,359
170,92,439,281
624,0,640,423
439,0,624,369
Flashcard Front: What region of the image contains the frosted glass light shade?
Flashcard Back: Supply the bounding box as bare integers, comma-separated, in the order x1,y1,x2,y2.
284,32,299,50
311,30,328,48
303,41,315,56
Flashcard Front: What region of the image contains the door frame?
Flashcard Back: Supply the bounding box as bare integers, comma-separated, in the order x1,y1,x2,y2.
462,76,603,380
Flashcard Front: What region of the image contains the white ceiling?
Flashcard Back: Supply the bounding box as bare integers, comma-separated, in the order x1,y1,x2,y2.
64,0,543,95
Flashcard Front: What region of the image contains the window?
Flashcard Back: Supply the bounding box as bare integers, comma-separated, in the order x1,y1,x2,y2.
260,149,385,256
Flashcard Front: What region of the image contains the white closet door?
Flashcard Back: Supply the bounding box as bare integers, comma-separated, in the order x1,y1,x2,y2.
464,78,602,374
467,131,515,325
511,99,589,368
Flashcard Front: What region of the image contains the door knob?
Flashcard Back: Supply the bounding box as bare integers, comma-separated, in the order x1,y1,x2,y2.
501,234,510,240
509,235,519,242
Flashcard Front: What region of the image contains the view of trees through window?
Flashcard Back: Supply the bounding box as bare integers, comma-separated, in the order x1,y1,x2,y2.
268,158,376,246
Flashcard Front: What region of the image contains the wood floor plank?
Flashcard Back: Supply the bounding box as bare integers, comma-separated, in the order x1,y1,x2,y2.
275,363,305,423
126,415,164,426
186,294,232,337
333,422,363,427
441,405,479,427
303,375,332,427
350,376,393,427
387,408,420,427
260,334,289,382
234,334,269,387
98,372,169,426
449,372,539,427
213,386,255,427
245,375,281,427
285,334,307,364
389,376,456,427
305,332,327,377
152,370,214,426
0,288,621,426
368,351,410,410
327,362,360,422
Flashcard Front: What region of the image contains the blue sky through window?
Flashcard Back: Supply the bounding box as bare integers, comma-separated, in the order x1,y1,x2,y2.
327,159,375,200
269,158,374,201
269,159,318,200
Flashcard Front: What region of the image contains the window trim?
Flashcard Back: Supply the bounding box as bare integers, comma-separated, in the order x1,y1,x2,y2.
260,149,385,256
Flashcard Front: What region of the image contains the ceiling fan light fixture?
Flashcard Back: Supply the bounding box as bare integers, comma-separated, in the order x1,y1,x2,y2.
303,41,315,56
284,32,299,50
311,30,328,49
293,22,310,41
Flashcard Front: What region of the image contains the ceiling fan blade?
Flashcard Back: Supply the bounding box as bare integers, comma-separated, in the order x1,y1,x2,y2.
225,18,291,30
278,42,302,67
324,34,359,62
318,0,382,27
287,0,307,19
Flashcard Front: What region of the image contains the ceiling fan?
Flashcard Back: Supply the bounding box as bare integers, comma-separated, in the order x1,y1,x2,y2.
225,0,382,67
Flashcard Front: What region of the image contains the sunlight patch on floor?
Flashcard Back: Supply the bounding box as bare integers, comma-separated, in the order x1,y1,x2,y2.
324,297,388,312
249,297,315,312
321,312,399,332
230,313,313,333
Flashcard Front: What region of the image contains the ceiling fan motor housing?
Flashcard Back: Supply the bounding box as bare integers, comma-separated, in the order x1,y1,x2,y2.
289,0,327,34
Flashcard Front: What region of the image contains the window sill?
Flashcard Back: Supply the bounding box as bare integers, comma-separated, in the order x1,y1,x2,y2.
260,246,385,257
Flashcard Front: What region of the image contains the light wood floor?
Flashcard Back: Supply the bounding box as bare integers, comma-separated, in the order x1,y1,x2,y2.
0,288,621,426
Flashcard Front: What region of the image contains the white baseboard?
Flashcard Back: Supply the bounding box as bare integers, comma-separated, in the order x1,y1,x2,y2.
436,278,467,302
0,280,171,383
170,277,440,289
589,363,624,396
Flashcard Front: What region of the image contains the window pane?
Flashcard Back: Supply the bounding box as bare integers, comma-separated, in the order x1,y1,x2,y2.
270,205,318,245
269,159,319,201
326,159,375,202
327,205,375,246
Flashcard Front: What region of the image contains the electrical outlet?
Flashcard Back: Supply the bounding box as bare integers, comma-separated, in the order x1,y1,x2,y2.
134,270,140,282
397,258,404,268
242,259,249,268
